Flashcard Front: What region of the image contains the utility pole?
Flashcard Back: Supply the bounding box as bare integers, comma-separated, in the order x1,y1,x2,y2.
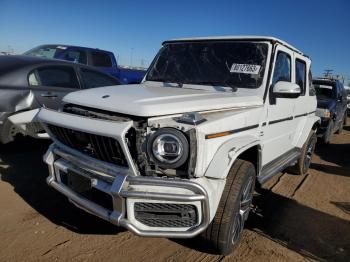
323,69,333,78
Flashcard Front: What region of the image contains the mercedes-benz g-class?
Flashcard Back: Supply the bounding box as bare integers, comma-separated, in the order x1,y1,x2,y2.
38,36,320,255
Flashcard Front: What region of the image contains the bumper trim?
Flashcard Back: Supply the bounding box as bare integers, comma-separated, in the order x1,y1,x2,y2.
47,176,120,224
120,191,205,202
44,144,211,238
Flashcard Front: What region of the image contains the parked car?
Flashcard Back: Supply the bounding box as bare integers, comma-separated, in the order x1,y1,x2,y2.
37,36,319,255
313,78,347,143
344,85,350,115
24,45,146,84
0,55,121,144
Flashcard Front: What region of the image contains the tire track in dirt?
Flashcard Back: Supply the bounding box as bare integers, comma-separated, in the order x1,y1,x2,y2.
41,240,71,256
271,173,310,198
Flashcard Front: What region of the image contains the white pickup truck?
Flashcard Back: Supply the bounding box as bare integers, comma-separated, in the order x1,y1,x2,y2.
38,36,319,255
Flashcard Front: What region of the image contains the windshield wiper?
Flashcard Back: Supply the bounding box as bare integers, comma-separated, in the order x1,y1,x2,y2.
149,78,184,88
192,81,238,92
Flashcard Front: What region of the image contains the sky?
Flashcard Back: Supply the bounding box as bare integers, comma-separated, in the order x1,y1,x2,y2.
0,0,349,80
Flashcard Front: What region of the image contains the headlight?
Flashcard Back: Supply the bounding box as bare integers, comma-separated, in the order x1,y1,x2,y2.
147,128,189,169
316,108,331,118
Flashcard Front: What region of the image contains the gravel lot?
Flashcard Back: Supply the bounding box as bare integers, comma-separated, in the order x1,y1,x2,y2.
0,120,349,262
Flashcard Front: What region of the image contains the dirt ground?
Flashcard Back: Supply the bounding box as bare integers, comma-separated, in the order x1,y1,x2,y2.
0,121,349,262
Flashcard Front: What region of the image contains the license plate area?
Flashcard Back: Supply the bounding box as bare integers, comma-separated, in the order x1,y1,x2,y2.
59,169,114,211
66,171,92,194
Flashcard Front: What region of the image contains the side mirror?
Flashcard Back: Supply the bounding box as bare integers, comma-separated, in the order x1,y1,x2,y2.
273,81,301,98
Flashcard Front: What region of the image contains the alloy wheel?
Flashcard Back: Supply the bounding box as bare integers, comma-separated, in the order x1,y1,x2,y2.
232,176,254,244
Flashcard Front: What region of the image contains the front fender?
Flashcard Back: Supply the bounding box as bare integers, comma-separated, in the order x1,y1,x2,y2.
204,135,260,179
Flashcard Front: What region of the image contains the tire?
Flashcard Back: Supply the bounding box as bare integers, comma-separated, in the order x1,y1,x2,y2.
336,114,346,134
323,120,333,144
201,159,255,255
287,131,317,175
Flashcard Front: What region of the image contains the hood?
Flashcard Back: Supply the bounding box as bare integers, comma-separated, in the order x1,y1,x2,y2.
63,83,263,117
317,98,335,110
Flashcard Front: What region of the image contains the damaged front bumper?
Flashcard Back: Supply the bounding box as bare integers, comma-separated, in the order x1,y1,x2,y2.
44,143,211,238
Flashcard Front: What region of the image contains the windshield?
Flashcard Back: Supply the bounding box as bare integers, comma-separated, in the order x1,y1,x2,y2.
146,41,269,89
314,83,334,99
24,45,67,59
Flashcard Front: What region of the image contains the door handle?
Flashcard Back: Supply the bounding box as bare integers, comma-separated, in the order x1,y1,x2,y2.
41,93,58,98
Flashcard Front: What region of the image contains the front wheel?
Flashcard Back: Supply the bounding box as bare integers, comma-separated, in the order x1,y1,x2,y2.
202,159,255,255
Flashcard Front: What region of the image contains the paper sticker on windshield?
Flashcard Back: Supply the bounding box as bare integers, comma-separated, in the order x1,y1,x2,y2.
230,63,261,75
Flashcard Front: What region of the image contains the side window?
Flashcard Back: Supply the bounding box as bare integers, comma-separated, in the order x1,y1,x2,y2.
272,51,291,86
28,66,79,88
64,50,87,64
91,52,112,67
309,70,316,96
80,68,120,89
295,59,306,95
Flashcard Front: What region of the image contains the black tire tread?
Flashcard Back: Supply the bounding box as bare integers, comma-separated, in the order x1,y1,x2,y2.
287,131,316,175
336,114,345,134
202,159,255,255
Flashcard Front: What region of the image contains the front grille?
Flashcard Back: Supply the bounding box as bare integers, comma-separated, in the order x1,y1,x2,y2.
48,124,128,167
134,203,197,227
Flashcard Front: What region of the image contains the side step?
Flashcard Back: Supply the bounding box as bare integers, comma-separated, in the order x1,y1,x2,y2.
258,148,301,184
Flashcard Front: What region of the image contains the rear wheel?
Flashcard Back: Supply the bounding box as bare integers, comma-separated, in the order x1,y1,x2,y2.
202,159,255,255
287,131,317,175
336,114,346,134
323,120,334,144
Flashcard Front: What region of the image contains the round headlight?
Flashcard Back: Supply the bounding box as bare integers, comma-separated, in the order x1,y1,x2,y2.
147,128,189,169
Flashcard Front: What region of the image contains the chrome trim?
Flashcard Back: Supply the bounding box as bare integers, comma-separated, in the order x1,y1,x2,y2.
47,176,120,224
44,144,210,238
120,191,205,202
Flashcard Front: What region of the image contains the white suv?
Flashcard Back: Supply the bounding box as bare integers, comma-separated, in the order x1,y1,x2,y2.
38,36,320,255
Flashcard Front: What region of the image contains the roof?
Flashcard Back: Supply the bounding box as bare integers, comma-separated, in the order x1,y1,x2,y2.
32,44,112,54
163,35,304,56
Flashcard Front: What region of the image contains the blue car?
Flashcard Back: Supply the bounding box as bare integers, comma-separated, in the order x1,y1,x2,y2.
313,78,348,143
24,44,146,84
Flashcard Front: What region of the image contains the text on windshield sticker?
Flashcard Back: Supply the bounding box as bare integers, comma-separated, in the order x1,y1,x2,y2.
230,63,261,74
